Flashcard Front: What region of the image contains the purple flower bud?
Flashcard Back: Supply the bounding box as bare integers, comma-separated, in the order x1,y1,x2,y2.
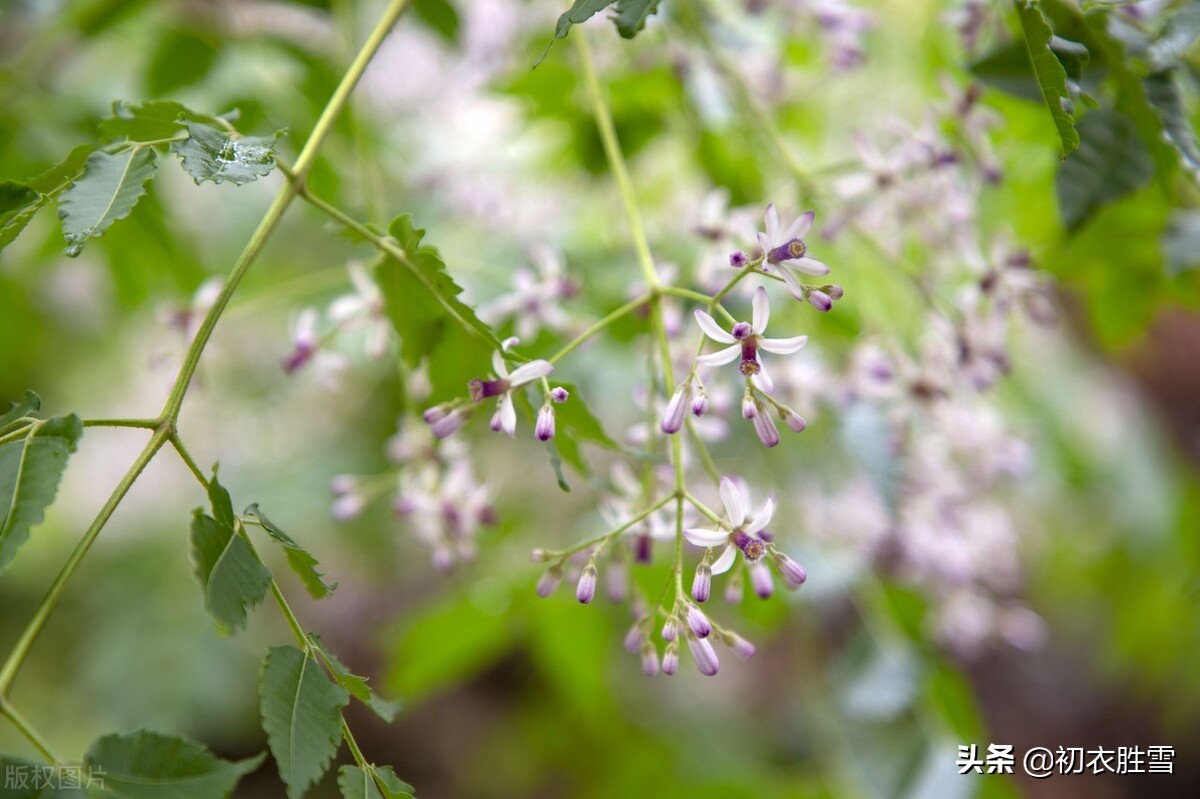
691,391,709,417
625,620,647,653
687,634,721,676
576,565,598,604
281,343,315,374
692,563,712,603
641,643,660,676
725,572,744,604
686,604,712,638
606,566,627,602
752,408,781,447
330,475,355,496
634,533,652,564
806,289,833,312
662,617,680,642
823,284,845,300
773,552,808,589
662,642,679,676
332,493,365,521
431,409,467,439
661,383,691,434
731,321,753,340
724,631,757,660
780,407,808,433
550,386,569,403
742,394,757,419
536,567,563,598
750,560,774,598
535,405,556,441
729,250,749,268
422,404,449,424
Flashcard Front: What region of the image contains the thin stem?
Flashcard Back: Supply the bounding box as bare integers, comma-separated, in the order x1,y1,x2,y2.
711,262,758,306
82,417,161,430
160,0,413,422
574,33,659,288
0,700,63,765
170,434,209,487
0,0,412,704
551,494,674,559
549,294,649,364
0,430,169,696
658,286,737,325
684,490,724,525
685,421,721,484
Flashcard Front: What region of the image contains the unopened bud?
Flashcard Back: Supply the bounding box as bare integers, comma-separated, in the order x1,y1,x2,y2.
662,642,680,675
550,386,569,403
641,643,660,676
662,617,680,642
535,405,556,441
822,284,844,300
729,250,749,268
661,383,691,434
723,631,757,659
576,565,598,604
536,566,563,598
692,562,712,603
686,604,712,638
806,289,833,312
691,391,709,417
780,406,808,433
753,408,781,447
773,552,808,589
687,634,720,676
750,560,774,598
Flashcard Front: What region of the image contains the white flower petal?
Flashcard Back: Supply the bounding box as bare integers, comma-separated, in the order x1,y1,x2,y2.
492,349,508,377
507,359,554,386
752,286,770,334
694,309,736,344
756,231,772,254
711,544,738,575
719,477,747,527
696,345,740,367
499,394,516,437
764,203,779,243
745,497,775,535
760,335,809,355
780,211,814,242
684,527,729,548
752,359,775,393
778,266,807,301
792,256,831,276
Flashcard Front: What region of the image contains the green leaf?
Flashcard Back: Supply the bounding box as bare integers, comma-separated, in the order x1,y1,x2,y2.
1014,0,1079,156
0,391,40,432
536,0,616,65
83,730,264,799
57,148,158,256
310,635,401,722
0,145,95,253
540,381,618,484
244,504,336,599
171,121,281,186
337,765,415,799
188,509,271,633
613,0,660,39
1056,109,1154,231
260,645,349,799
1143,70,1200,178
146,29,220,97
0,413,83,573
412,0,460,43
98,100,221,143
206,466,236,529
0,755,88,798
374,215,501,400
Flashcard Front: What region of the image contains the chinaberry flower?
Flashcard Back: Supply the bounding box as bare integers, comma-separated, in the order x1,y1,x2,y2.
468,348,554,437
684,477,775,575
757,204,831,302
695,286,808,393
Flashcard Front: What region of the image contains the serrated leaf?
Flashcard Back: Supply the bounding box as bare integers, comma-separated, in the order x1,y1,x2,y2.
1144,69,1200,178
1056,109,1153,231
57,148,158,256
0,391,41,432
0,755,88,798
98,100,221,143
310,635,400,722
412,0,460,43
189,509,271,633
375,215,501,400
0,145,95,253
171,121,281,186
206,466,236,529
245,504,336,599
613,0,660,39
0,414,83,573
260,645,349,799
536,0,616,65
83,730,264,799
337,765,415,799
1014,0,1079,156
